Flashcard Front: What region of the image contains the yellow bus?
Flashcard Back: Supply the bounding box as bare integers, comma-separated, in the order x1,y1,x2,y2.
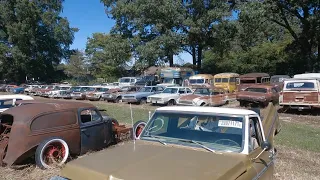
213,73,240,92
188,74,214,89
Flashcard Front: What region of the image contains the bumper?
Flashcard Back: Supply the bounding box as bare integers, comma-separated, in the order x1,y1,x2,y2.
176,102,194,106
50,176,68,180
147,99,166,104
279,103,320,109
236,98,267,103
104,97,116,101
87,96,100,101
122,98,138,103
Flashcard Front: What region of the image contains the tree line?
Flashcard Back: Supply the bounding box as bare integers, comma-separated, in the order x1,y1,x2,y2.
0,0,319,83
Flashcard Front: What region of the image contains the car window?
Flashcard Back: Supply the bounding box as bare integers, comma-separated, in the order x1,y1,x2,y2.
157,87,164,92
186,88,192,93
80,109,102,123
178,88,186,94
249,117,263,152
271,88,277,93
151,87,157,92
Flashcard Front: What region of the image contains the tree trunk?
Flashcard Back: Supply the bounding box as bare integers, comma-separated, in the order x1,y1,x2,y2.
197,46,203,71
169,53,174,67
192,46,196,67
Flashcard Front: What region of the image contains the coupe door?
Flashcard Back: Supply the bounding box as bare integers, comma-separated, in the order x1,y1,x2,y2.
79,108,106,154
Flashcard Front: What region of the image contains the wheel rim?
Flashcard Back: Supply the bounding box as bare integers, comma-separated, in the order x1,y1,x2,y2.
39,139,69,169
135,123,145,138
42,142,66,167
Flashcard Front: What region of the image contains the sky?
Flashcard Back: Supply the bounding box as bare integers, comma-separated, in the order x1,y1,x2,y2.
61,0,193,65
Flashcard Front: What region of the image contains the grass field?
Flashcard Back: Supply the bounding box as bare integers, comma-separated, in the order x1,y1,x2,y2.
0,96,319,179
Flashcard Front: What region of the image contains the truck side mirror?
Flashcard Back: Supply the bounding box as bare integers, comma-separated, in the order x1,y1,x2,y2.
261,141,272,151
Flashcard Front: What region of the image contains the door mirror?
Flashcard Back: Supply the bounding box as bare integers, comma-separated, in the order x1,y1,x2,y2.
261,141,272,151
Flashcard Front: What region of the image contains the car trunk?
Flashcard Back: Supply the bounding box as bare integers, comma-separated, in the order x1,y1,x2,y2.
282,90,319,104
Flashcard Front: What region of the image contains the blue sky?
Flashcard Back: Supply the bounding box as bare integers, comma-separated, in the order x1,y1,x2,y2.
61,0,193,64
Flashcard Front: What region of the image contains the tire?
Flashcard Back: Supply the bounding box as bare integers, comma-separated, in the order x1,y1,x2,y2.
139,98,147,105
133,120,147,139
115,97,121,103
35,137,70,169
167,99,175,106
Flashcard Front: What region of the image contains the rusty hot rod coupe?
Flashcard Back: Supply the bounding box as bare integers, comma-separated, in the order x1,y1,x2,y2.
52,102,281,180
0,101,132,169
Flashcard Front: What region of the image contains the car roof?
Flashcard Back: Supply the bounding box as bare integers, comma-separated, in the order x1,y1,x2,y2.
2,101,94,123
0,95,34,100
156,106,257,116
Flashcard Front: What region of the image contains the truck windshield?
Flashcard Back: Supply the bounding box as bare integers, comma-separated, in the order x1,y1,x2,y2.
140,112,244,153
162,88,178,94
190,79,204,84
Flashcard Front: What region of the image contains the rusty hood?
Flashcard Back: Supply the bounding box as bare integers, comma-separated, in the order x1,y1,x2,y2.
61,141,247,180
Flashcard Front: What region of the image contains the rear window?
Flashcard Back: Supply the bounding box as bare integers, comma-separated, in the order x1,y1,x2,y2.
285,82,315,89
245,88,267,93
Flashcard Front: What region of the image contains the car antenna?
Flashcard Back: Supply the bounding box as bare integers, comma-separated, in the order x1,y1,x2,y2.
130,103,136,147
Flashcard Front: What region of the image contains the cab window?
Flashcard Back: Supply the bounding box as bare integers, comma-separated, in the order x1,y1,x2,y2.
80,109,102,123
248,116,264,152
178,88,186,94
186,88,192,93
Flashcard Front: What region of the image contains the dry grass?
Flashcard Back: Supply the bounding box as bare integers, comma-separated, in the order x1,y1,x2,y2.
0,165,60,180
274,145,320,180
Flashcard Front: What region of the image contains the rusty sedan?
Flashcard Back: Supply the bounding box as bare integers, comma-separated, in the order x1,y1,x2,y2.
176,87,218,106
52,103,280,180
237,84,279,107
0,101,132,169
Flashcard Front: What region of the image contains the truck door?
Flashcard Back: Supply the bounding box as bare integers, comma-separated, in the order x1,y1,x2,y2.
248,116,275,180
78,108,106,154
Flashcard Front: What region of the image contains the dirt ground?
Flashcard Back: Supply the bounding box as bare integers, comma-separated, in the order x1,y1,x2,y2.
0,96,319,179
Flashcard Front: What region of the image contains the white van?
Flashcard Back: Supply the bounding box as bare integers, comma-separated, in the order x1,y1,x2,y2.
118,77,141,87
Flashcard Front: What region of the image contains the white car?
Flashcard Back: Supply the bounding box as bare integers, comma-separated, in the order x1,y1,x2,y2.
48,86,72,98
24,85,40,94
147,86,193,105
0,95,34,113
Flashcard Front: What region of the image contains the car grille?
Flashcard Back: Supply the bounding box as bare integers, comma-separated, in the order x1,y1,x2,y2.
150,97,161,101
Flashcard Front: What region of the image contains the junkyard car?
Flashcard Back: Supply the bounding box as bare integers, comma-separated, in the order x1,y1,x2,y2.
279,78,320,110
52,103,281,180
0,101,132,169
47,86,72,98
70,86,91,100
147,86,193,105
188,87,236,107
0,95,34,113
102,86,140,103
86,87,116,101
270,75,290,91
122,86,165,104
237,85,279,107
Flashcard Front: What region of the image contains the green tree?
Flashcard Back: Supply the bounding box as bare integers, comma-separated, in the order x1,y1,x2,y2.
64,50,88,79
85,33,131,79
0,0,77,83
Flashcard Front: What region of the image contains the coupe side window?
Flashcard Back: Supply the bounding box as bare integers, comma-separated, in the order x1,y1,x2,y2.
186,88,192,93
178,88,186,94
80,109,102,123
249,117,264,152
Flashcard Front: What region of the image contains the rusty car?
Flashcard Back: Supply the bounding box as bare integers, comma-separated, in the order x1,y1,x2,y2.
102,86,141,103
0,101,132,169
52,103,281,180
237,84,280,107
182,87,236,107
279,78,320,111
238,73,270,92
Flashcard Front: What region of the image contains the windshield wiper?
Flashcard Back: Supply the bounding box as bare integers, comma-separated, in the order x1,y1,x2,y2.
143,135,167,145
178,139,216,153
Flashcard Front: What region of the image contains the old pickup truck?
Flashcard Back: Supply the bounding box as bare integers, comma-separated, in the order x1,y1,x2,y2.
0,101,132,169
51,103,281,180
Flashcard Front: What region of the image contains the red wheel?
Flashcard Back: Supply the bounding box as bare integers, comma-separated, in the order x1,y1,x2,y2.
35,138,69,169
133,121,147,139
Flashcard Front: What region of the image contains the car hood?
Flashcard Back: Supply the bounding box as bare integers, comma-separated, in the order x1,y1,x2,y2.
179,94,204,101
123,92,153,97
61,141,247,180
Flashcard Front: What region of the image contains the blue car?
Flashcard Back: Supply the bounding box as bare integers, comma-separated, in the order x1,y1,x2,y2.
13,87,25,94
